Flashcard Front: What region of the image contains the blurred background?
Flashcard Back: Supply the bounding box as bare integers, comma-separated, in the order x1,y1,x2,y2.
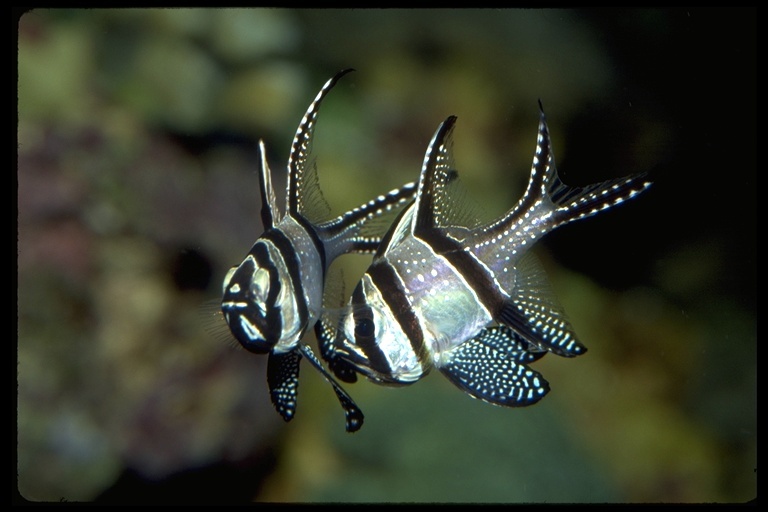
16,8,755,504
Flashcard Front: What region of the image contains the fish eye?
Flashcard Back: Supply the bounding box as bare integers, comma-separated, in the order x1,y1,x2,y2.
355,317,375,340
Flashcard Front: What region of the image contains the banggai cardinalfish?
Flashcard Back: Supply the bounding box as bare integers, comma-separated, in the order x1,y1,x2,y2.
333,107,652,408
221,69,416,432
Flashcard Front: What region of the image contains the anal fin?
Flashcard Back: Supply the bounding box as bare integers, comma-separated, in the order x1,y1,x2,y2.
480,325,549,364
438,326,550,407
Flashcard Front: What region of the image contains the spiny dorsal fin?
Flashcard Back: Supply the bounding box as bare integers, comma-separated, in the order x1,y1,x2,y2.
287,69,355,221
257,139,281,230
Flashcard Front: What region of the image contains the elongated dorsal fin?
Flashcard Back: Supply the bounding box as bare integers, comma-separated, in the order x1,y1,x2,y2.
287,68,355,220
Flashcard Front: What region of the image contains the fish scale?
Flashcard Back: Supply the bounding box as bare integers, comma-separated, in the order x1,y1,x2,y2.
333,104,652,411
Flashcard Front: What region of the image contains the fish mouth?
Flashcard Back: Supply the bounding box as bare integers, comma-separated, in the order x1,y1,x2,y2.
331,340,384,383
332,340,413,387
332,342,371,374
220,302,275,354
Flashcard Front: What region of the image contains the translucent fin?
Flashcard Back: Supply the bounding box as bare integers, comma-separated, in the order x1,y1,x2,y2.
409,115,484,237
266,350,301,422
298,343,364,433
287,69,355,223
298,158,333,225
498,252,587,357
439,169,487,231
438,325,550,407
199,298,240,349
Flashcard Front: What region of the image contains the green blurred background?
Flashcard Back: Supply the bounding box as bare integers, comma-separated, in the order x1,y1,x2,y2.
16,8,755,504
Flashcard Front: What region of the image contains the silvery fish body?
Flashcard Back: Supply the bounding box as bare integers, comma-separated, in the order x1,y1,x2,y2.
221,69,416,431
334,106,652,407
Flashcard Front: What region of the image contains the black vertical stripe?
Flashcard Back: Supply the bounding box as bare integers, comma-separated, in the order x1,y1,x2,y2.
292,215,327,277
351,284,392,374
262,229,310,331
366,262,426,363
249,242,283,345
417,232,505,316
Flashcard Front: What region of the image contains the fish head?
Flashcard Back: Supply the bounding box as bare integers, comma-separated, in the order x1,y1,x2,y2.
333,274,425,386
221,242,300,354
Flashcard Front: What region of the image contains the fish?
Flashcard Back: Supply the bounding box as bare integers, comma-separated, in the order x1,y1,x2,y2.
220,69,417,432
332,104,652,408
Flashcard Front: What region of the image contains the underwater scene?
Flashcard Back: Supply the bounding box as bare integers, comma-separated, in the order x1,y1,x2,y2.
16,8,755,504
